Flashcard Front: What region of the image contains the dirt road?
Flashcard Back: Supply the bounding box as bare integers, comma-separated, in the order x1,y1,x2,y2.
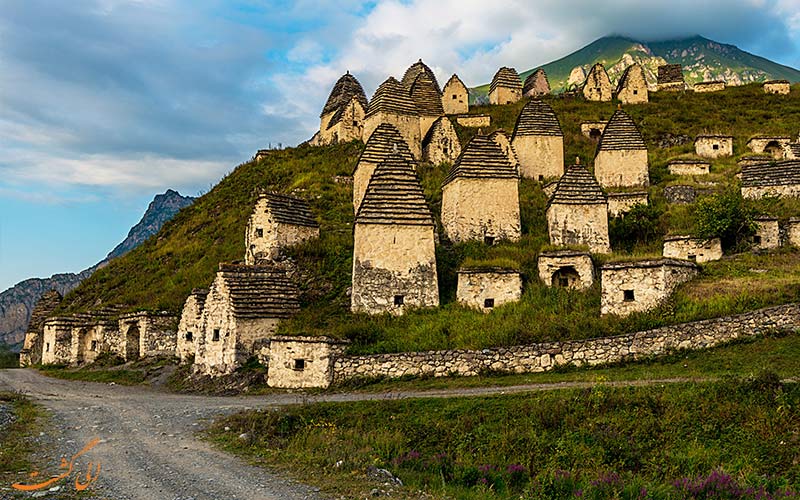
0,369,702,500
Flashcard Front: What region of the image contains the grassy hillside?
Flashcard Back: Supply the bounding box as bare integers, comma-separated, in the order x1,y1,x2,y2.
58,83,800,354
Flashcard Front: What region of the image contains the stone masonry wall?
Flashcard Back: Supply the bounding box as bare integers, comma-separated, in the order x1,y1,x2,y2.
754,219,780,249
601,261,698,316
546,203,611,253
332,303,800,381
267,336,349,389
245,202,320,264
456,270,522,312
41,321,73,365
513,135,564,180
663,237,723,263
177,294,204,363
318,100,365,145
442,80,468,115
456,115,491,128
787,219,800,246
441,178,521,243
606,192,648,217
742,184,800,200
695,137,733,159
693,81,725,93
764,82,790,95
489,86,522,105
363,112,421,159
594,149,649,188
537,252,594,290
668,161,710,176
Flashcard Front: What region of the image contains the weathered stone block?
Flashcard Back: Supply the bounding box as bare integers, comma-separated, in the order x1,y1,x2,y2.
456,268,522,312
537,251,594,290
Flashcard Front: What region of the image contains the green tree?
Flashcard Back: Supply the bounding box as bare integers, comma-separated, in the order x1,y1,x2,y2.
609,203,664,253
694,187,758,251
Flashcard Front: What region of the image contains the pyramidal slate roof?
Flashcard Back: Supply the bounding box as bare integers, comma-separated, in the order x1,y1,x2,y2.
217,263,299,319
615,64,644,94
443,134,518,186
444,74,467,91
523,68,550,95
410,71,444,116
550,163,606,205
658,64,684,84
355,123,416,173
512,99,562,137
366,77,419,118
787,143,800,158
28,290,63,333
584,63,610,86
597,109,646,151
321,72,368,118
258,192,319,228
489,67,521,94
401,60,441,94
742,160,800,188
356,153,433,226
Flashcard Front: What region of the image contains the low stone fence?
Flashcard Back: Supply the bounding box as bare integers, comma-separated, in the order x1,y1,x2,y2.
332,303,800,382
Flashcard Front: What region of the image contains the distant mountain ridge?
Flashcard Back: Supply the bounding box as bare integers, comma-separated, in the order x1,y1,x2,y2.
474,35,800,97
0,189,195,350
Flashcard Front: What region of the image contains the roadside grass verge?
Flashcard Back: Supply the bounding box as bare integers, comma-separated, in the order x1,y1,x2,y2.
0,392,45,475
35,356,177,386
208,376,800,499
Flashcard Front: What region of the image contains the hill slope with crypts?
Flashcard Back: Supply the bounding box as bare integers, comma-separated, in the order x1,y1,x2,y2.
57,83,800,354
473,35,800,98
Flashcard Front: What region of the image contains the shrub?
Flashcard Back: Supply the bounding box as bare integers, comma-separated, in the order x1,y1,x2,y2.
694,188,758,251
609,203,664,253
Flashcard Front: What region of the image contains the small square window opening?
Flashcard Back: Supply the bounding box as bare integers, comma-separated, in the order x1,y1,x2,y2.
294,359,305,371
484,298,495,308
212,329,220,341
394,295,405,306
623,290,635,302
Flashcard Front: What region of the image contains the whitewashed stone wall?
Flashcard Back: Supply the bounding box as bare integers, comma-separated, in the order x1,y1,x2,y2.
318,99,365,145
695,136,733,159
245,201,320,264
607,192,648,217
537,251,594,290
747,137,790,158
663,236,723,263
351,224,439,315
489,86,522,105
693,81,725,93
787,218,800,246
742,183,800,200
41,319,74,365
600,259,698,316
513,135,564,180
442,79,469,115
19,332,42,366
118,312,177,361
332,303,800,381
456,115,491,128
754,218,780,249
456,269,522,312
764,82,790,95
177,292,206,363
267,336,349,388
441,178,521,243
546,203,611,253
668,161,710,176
594,149,649,188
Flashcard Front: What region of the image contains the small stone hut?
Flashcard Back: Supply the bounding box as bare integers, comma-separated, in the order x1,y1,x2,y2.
741,160,800,199
177,288,208,363
410,70,445,138
764,80,790,95
600,259,698,316
363,76,421,158
195,263,299,376
266,336,349,389
70,310,119,365
511,99,564,181
668,159,711,176
317,72,369,145
537,250,594,290
41,317,77,365
786,218,800,246
19,290,63,366
615,63,648,104
523,68,550,97
456,267,523,312
546,162,611,253
488,67,522,105
352,153,439,315
118,311,177,361
663,236,723,263
695,135,733,159
747,136,791,159
581,121,606,142
488,130,520,170
245,192,319,264
582,63,612,102
753,216,780,250
693,81,725,93
442,74,469,115
657,64,685,91
441,134,520,243
606,191,649,217
593,109,649,188
422,116,461,165
353,123,416,212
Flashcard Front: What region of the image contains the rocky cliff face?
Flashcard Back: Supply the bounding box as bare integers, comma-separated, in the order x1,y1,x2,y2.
0,190,195,349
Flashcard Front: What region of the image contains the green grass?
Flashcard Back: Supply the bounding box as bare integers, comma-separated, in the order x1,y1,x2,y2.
0,343,19,368
53,83,800,356
35,355,177,386
0,392,45,475
207,376,800,499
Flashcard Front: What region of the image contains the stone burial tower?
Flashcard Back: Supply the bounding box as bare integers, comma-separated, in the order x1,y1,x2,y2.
546,160,610,253
316,72,369,145
441,74,469,115
489,67,522,105
245,192,320,264
401,59,444,138
441,134,520,244
511,98,564,181
363,76,421,159
351,153,439,315
593,108,649,189
615,63,648,104
583,63,612,102
353,123,416,212
523,68,550,97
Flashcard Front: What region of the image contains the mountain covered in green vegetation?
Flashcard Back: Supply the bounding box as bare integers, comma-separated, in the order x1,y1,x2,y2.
52,83,800,355
474,35,800,98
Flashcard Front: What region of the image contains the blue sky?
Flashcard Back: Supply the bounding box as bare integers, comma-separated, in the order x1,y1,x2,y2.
2,0,800,291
